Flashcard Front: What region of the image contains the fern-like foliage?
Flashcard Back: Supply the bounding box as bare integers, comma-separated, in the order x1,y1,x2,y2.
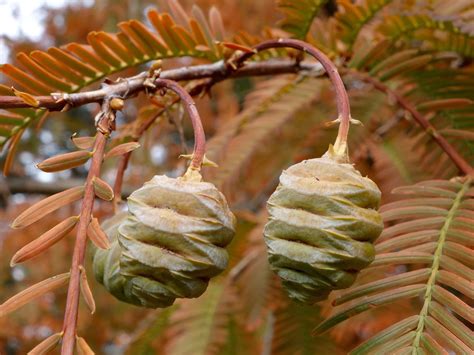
277,0,328,39
407,68,474,176
268,302,344,355
335,0,393,46
0,2,226,150
353,135,434,204
232,227,278,332
380,14,474,57
314,178,473,354
163,281,240,355
125,306,176,355
347,34,474,176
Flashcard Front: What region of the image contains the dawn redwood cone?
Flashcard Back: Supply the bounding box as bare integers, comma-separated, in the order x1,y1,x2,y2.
264,146,383,304
93,173,236,308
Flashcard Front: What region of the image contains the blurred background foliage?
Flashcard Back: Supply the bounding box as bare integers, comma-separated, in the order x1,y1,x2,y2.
0,0,472,354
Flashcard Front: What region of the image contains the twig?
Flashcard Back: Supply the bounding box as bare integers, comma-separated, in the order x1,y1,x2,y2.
112,103,173,207
61,100,116,354
349,71,473,176
112,152,132,209
0,60,321,110
112,81,210,202
152,79,206,169
230,39,352,156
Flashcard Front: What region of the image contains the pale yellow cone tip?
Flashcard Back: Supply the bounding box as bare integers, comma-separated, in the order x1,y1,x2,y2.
181,166,203,182
324,143,349,163
179,154,218,168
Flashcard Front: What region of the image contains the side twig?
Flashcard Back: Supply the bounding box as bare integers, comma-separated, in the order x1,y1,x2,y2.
349,71,473,176
61,100,116,354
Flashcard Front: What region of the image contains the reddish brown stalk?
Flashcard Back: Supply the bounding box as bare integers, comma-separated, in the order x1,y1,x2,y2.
113,94,181,205
112,104,169,207
151,79,206,170
113,82,207,203
350,71,473,176
61,111,112,354
112,151,131,208
231,39,352,154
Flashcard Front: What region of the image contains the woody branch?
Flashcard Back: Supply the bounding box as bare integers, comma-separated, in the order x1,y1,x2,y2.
0,60,323,110
0,46,471,182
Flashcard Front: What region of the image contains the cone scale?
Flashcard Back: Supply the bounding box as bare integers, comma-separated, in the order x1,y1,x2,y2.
93,174,236,308
264,147,383,304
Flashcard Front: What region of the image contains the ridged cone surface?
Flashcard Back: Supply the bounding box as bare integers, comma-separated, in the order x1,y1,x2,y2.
264,151,383,304
93,175,235,308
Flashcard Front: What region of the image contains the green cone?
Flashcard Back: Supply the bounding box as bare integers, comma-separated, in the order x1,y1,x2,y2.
264,149,383,304
93,174,236,308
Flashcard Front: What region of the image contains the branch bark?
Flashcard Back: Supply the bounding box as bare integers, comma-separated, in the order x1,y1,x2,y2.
1,48,470,177
0,60,322,110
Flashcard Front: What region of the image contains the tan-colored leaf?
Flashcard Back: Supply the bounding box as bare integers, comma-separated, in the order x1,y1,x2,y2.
11,186,85,229
37,150,92,172
420,333,447,354
429,301,473,349
379,54,433,81
11,216,79,266
439,128,474,140
333,268,431,306
351,316,419,355
87,32,122,68
425,316,470,354
47,47,98,78
79,266,96,314
28,332,62,355
432,285,472,323
3,128,25,176
219,42,255,53
168,0,190,26
209,6,225,41
87,217,111,249
76,336,95,355
313,285,425,335
369,49,419,75
11,87,40,107
92,177,114,201
2,64,53,94
0,273,70,317
148,14,180,54
195,44,211,52
191,5,216,52
416,98,473,111
71,134,96,149
104,142,140,159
